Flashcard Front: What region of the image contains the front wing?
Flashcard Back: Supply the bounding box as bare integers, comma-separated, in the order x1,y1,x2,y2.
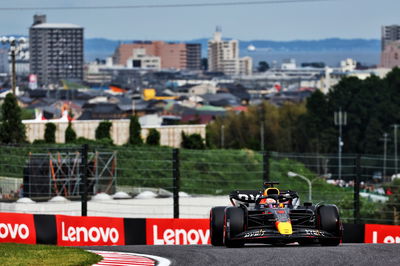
232,228,339,243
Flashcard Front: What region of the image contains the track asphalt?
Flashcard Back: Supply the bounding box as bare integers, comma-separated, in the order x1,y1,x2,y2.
86,243,400,266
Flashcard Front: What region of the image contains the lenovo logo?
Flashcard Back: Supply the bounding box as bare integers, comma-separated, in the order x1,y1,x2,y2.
152,225,209,245
61,222,119,243
56,215,125,246
146,218,210,245
0,213,36,244
0,223,30,240
371,231,400,243
365,224,400,244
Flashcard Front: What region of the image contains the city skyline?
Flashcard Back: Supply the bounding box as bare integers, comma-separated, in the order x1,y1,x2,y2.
0,0,398,41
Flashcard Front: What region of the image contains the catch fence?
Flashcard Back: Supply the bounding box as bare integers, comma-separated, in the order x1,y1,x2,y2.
0,144,398,224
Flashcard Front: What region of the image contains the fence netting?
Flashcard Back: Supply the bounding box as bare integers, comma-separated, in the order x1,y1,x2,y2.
0,145,399,224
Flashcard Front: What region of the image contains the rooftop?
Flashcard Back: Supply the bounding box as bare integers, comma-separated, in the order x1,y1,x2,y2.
31,23,83,29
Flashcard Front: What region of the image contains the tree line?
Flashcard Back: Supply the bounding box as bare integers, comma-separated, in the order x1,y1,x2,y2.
207,68,400,155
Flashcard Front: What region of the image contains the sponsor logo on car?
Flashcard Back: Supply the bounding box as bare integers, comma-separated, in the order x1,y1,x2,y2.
56,215,125,246
0,213,36,244
244,229,266,238
237,194,261,201
146,218,210,245
305,229,325,236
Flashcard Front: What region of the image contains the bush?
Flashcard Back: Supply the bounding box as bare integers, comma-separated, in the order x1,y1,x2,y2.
65,121,77,143
95,121,112,141
32,139,46,145
181,132,205,149
0,93,26,143
128,115,143,145
73,137,113,146
146,128,160,146
44,123,56,143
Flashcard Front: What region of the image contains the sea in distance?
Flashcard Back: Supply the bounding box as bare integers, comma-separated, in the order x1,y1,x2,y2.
241,49,380,68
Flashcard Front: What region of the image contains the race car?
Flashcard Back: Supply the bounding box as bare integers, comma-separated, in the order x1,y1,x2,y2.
210,182,343,247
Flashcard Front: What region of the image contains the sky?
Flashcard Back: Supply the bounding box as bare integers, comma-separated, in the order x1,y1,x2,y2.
0,0,398,41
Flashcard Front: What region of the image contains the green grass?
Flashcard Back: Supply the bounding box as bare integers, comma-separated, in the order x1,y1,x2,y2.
0,243,102,266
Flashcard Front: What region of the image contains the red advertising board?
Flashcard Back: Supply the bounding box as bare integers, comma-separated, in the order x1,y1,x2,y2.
365,224,400,243
56,215,125,246
146,218,210,245
0,213,36,244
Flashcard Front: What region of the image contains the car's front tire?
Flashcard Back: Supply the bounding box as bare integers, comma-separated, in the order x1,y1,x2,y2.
317,205,341,246
223,207,245,248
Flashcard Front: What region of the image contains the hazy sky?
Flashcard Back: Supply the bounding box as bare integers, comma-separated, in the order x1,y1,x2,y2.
0,0,398,41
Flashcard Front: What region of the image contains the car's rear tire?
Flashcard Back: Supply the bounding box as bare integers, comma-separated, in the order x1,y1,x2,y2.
318,205,341,246
224,207,245,248
210,206,226,246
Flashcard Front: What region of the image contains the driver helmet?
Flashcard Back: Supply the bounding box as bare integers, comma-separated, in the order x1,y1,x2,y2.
260,187,280,205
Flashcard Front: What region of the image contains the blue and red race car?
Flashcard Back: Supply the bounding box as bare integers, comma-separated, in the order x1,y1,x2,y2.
210,182,343,247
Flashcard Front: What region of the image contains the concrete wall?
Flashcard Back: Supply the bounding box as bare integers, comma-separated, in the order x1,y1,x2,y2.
23,119,206,147
0,195,229,218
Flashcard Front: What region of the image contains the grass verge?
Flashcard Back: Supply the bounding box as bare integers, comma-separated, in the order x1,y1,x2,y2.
0,243,102,266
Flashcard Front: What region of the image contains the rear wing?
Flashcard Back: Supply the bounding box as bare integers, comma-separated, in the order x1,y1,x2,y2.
229,190,262,205
229,189,299,206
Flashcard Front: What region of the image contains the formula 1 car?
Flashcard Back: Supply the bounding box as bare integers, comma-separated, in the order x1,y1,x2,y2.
210,182,343,247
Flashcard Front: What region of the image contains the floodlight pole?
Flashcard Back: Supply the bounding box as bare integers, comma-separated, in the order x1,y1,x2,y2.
287,171,312,202
392,124,399,175
1,36,26,95
380,132,390,179
221,125,225,149
334,108,347,181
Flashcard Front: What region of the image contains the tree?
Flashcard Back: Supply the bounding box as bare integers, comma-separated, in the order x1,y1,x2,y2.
181,132,205,149
95,121,112,141
257,61,269,72
65,121,76,143
128,115,143,145
0,93,26,143
146,128,160,146
44,123,56,143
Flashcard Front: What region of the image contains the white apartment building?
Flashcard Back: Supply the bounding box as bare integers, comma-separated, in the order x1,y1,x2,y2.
126,48,161,70
207,27,252,76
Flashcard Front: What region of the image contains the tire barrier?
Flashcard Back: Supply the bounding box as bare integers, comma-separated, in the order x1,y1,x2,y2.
0,212,397,245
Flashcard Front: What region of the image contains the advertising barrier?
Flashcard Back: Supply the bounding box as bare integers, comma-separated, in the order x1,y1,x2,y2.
0,213,36,244
146,218,210,245
365,224,400,244
56,215,125,246
1,212,399,245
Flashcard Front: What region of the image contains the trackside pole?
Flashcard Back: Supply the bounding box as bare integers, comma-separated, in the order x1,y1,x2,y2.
173,148,180,218
81,144,89,216
263,151,270,183
354,155,361,224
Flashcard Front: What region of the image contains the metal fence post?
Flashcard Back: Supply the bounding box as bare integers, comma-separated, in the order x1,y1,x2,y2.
263,151,269,183
81,144,89,217
173,148,180,218
354,155,361,224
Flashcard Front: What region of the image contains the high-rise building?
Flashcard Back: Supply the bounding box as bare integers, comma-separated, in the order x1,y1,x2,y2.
186,43,201,70
112,41,201,70
207,27,252,76
0,49,8,74
381,25,400,51
29,15,84,86
381,41,400,68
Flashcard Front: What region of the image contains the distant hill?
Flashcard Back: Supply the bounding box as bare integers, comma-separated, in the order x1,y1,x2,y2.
84,38,380,62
